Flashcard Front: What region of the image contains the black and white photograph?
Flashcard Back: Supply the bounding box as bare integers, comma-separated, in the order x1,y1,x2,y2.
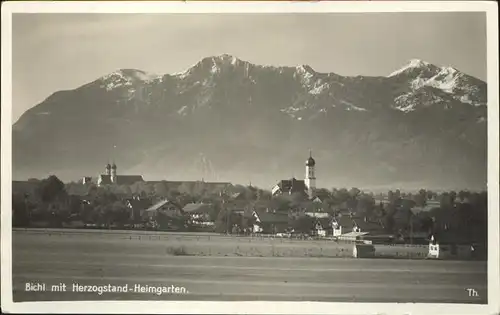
1,1,499,314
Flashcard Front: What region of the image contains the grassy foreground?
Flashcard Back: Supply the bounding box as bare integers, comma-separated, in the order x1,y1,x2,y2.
14,228,430,259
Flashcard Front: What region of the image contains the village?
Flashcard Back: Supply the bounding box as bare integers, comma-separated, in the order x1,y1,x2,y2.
12,152,488,260
5,7,495,311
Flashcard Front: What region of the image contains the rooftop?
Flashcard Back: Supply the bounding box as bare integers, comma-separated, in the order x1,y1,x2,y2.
253,209,289,224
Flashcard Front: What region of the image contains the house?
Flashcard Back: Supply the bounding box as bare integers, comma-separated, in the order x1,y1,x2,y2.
125,196,153,222
353,217,384,234
332,215,353,236
252,209,289,234
272,178,307,196
313,217,331,237
143,199,186,230
183,202,215,227
353,244,376,258
251,199,294,215
332,214,384,237
332,214,361,235
144,199,184,219
312,195,327,203
428,232,473,259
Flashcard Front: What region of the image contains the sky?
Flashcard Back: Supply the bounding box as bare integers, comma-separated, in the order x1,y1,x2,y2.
12,12,487,122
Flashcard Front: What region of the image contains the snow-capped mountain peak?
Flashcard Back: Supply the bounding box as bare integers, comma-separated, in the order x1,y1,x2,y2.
93,55,484,116
212,53,241,65
391,61,486,112
173,54,247,79
99,69,160,91
426,67,463,93
388,59,437,77
296,64,315,74
104,69,160,82
295,64,316,86
14,54,487,190
439,66,459,75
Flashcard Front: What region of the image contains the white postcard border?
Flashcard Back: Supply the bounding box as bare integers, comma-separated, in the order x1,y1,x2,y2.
1,2,499,315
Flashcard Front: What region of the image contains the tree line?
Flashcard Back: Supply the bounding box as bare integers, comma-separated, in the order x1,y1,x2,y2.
12,176,487,246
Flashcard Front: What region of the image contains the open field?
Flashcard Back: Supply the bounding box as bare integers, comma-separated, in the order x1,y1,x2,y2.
12,228,431,258
12,229,487,303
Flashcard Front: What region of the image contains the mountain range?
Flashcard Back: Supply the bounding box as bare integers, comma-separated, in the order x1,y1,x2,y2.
12,54,487,191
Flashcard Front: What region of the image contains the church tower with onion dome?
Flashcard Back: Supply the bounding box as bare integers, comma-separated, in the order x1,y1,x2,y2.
111,162,117,183
105,163,111,176
305,150,316,198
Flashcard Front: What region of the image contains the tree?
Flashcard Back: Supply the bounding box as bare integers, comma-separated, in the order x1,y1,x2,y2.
154,182,169,197
349,187,361,199
387,190,395,203
289,192,306,207
131,181,154,197
374,201,386,218
109,201,129,226
401,198,416,210
331,188,339,204
439,192,453,210
215,208,242,234
273,195,291,212
12,193,30,227
92,187,118,206
357,194,375,217
383,213,395,234
258,189,272,200
394,189,401,200
115,185,132,196
419,216,434,234
426,190,435,201
458,190,470,202
65,182,88,196
67,195,83,215
449,191,457,204
334,188,351,205
167,190,181,202
243,185,258,200
315,188,331,201
37,175,66,204
192,181,209,198
209,203,222,222
456,202,473,231
414,189,428,207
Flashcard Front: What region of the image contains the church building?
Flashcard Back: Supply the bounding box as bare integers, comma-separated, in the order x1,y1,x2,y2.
82,162,144,187
272,151,317,198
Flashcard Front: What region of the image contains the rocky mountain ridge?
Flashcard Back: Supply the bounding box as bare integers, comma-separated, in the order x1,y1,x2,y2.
13,55,487,191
